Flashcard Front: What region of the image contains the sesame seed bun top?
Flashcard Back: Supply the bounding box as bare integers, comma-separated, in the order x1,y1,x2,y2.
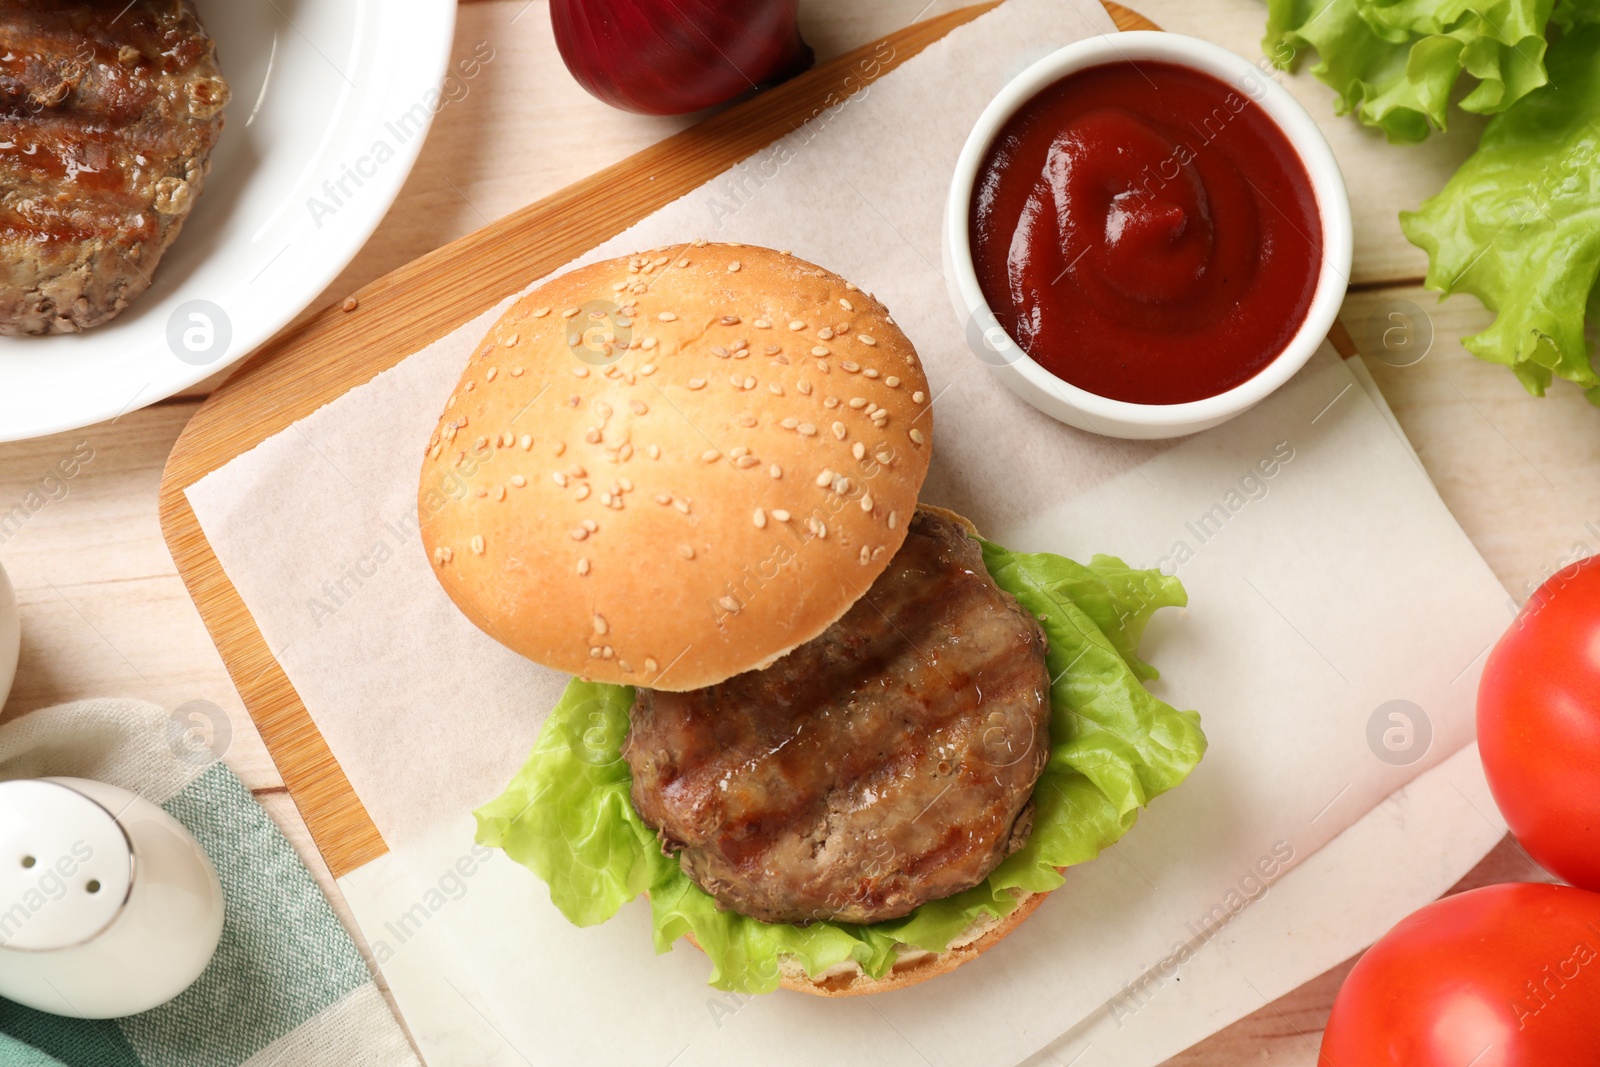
417,242,933,691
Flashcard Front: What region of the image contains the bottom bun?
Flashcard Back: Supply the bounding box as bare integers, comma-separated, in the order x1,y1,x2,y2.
679,876,1060,997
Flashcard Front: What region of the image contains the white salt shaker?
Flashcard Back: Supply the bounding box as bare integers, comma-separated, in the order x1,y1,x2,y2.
0,776,225,1018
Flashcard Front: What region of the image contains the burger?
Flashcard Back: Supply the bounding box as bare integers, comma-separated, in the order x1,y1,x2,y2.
418,242,1206,995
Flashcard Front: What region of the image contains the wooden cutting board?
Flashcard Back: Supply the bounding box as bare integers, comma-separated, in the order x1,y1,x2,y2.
160,0,1174,880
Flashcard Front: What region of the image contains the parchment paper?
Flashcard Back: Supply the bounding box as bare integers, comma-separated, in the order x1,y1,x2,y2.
186,0,1515,1062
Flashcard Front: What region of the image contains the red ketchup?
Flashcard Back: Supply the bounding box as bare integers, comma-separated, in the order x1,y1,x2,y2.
971,61,1323,405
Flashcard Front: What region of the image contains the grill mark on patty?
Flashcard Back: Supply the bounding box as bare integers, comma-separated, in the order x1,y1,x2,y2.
0,0,228,334
625,507,1053,925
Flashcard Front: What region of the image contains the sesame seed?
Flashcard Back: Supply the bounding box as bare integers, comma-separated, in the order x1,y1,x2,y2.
586,429,601,444
693,237,708,247
593,614,609,635
630,400,648,415
842,361,860,373
640,363,657,375
835,476,854,495
910,428,926,445
781,417,800,429
511,368,525,378
702,449,721,462
510,475,527,488
769,382,784,395
619,660,633,673
754,318,772,329
572,366,589,378
743,376,755,389
735,455,759,468
888,511,898,529
753,509,767,528
643,338,658,350
612,281,628,292
658,311,677,322
555,441,567,456
475,435,489,451
486,367,499,382
728,261,741,272
576,485,591,500
656,493,672,505
840,298,854,311
677,258,690,268
440,546,453,563
812,346,830,357
797,380,813,395
589,647,602,658
475,487,488,498
583,519,597,531
719,596,741,612
788,320,805,331
600,492,613,506
913,390,926,404
602,646,614,659
858,334,876,346
679,544,695,559
645,657,660,673
885,376,901,387
772,509,791,522
859,547,871,565
852,442,866,460
816,470,833,487
654,255,670,266
674,499,690,514
619,477,633,491
825,396,840,409
563,307,581,318
553,472,568,487
688,378,706,390
861,494,874,512
648,444,661,460
818,327,835,340
864,369,880,379
849,397,867,409
798,423,817,436
575,559,590,578
495,485,507,501
845,281,858,291
531,307,551,318
832,422,847,440
471,535,486,555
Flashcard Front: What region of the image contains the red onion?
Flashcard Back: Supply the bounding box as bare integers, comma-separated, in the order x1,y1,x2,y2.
551,0,814,116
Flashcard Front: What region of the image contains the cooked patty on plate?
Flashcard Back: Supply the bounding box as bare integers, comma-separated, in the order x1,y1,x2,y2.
0,0,229,335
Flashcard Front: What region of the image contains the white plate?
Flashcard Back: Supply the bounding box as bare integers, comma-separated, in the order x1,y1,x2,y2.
0,0,457,442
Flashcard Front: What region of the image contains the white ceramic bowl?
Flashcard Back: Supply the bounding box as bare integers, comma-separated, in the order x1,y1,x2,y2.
943,32,1352,440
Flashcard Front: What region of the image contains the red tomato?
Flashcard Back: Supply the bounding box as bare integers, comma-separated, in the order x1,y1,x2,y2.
1478,554,1600,890
1319,884,1600,1066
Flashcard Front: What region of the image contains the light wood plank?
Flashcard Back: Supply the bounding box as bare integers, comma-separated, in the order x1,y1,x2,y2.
0,402,277,788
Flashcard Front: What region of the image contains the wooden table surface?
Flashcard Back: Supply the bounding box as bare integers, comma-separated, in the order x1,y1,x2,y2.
0,0,1582,1062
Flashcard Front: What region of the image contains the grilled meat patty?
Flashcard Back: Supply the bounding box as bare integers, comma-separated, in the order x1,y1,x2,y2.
0,0,229,335
624,507,1052,925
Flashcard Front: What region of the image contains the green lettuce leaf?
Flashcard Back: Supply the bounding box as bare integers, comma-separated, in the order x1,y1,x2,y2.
1265,0,1555,142
475,545,1207,992
1400,22,1600,403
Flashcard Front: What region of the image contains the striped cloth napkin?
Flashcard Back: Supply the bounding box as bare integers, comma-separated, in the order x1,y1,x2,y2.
0,699,417,1067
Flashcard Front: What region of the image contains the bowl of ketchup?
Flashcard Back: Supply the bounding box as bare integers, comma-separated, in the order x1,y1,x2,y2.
944,32,1351,439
